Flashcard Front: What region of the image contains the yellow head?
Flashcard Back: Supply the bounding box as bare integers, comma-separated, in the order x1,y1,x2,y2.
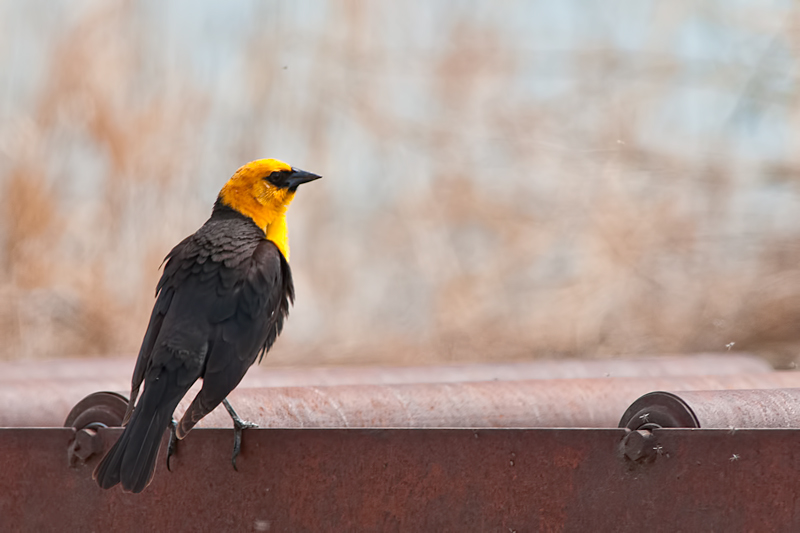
217,158,321,260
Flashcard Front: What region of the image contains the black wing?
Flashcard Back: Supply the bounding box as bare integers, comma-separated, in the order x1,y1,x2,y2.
122,234,193,424
176,238,293,437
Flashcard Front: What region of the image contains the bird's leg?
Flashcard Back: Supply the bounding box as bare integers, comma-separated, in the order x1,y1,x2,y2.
166,418,178,472
222,398,258,471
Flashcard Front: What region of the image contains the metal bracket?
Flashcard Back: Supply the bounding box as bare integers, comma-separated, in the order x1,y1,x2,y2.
64,391,128,466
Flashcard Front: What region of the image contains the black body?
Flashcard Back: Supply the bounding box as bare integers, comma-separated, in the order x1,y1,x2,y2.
93,202,293,493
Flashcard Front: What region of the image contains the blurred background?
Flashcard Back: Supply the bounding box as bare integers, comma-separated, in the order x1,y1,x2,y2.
1,0,800,368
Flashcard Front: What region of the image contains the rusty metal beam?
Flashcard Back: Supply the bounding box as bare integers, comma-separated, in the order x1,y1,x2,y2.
2,427,800,531
181,372,800,430
7,371,800,429
0,353,776,428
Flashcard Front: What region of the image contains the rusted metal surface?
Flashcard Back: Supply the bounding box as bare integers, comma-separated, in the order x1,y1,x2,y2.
0,352,773,385
621,388,800,430
186,373,800,429
9,371,800,429
190,379,655,428
0,381,129,428
2,427,800,531
0,353,776,428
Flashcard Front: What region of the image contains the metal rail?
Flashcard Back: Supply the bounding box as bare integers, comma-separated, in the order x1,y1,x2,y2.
3,355,800,530
620,388,800,429
0,354,775,427
49,372,800,431
2,427,800,531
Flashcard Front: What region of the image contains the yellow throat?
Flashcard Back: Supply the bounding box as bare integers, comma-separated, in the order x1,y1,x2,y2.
217,159,298,261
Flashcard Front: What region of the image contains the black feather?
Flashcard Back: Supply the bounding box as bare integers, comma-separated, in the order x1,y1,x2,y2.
94,204,293,492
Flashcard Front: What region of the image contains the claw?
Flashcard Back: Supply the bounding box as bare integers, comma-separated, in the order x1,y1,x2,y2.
222,398,258,471
166,418,178,472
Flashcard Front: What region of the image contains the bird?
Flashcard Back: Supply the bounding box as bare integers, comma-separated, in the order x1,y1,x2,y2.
93,158,321,493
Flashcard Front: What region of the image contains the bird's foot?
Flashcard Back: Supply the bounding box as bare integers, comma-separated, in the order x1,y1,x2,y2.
222,398,258,471
166,418,178,472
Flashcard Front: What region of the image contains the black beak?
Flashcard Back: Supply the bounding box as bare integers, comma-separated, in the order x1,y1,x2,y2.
287,168,322,190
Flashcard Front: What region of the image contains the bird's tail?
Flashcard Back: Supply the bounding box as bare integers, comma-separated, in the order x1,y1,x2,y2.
93,376,181,493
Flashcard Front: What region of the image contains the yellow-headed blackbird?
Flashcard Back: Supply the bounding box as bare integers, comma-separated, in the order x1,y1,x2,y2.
93,159,321,493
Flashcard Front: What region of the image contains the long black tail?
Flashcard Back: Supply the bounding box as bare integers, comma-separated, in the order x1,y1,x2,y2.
93,376,182,493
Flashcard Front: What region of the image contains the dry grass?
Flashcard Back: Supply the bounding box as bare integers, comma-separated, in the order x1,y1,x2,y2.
2,1,800,368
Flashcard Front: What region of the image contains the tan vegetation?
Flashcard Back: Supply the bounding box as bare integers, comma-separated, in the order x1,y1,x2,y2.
1,1,800,367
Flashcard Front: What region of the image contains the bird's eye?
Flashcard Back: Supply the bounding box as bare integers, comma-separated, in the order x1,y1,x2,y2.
265,170,292,187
